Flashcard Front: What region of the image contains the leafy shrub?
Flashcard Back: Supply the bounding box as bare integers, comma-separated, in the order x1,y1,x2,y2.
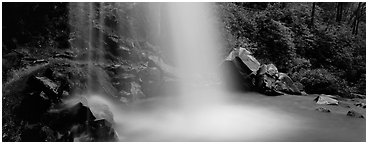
289,57,311,74
254,17,296,72
298,68,340,95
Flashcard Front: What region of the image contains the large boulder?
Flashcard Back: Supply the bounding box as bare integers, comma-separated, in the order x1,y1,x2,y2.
222,47,302,96
44,102,118,141
254,64,302,96
225,47,260,75
221,60,254,91
254,64,282,96
222,48,261,91
276,73,301,95
256,75,285,96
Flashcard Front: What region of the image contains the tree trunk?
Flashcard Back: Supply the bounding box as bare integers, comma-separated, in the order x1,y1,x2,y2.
355,19,360,35
336,3,340,22
310,2,316,29
352,2,362,35
336,3,344,23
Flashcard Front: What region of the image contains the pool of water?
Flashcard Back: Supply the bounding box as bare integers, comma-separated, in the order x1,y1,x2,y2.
90,90,365,142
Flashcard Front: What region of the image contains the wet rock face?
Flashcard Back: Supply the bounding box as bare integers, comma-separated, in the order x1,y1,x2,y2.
44,102,118,142
6,66,118,142
140,66,163,97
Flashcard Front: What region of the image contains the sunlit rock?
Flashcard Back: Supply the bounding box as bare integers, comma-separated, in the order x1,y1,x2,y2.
314,95,339,105
225,47,260,75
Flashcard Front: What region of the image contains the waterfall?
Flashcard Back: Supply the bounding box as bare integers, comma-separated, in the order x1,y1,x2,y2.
68,2,301,141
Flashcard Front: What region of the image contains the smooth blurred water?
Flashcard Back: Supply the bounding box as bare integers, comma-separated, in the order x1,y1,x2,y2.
69,2,365,142
83,90,365,142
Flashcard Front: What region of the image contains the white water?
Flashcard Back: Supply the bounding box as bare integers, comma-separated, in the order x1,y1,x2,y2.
68,3,365,142
84,3,302,141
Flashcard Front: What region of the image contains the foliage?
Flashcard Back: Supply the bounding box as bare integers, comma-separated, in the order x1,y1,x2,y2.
218,2,366,97
2,3,69,51
296,68,342,95
254,17,296,72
